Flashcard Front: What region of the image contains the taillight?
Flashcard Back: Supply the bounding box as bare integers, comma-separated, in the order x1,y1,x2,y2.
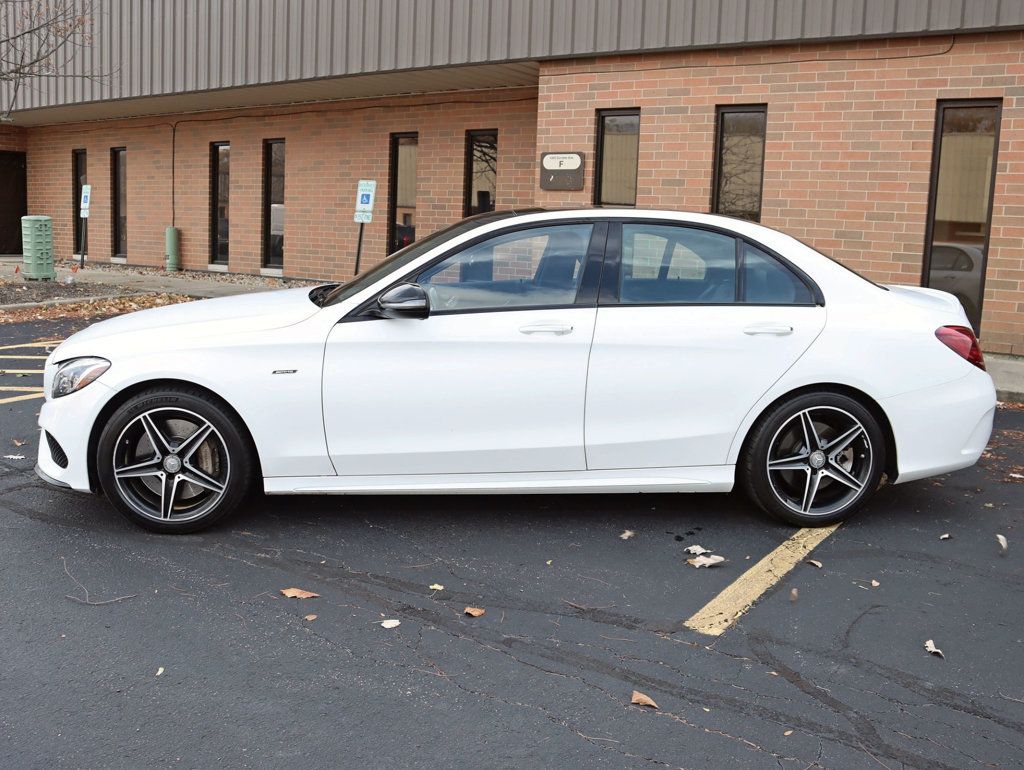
935,326,986,370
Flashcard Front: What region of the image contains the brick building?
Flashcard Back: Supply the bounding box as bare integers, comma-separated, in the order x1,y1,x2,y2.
1,0,1023,355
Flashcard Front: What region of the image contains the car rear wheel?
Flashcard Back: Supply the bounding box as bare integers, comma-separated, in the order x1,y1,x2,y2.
97,387,255,533
740,392,885,527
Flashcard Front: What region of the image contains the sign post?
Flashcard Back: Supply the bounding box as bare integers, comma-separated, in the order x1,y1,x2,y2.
78,184,91,269
353,179,376,275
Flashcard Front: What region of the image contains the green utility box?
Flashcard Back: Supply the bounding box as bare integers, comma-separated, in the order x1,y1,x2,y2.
21,215,56,280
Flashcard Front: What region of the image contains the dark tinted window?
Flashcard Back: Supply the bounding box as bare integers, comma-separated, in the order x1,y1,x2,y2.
210,142,230,264
465,130,497,216
742,243,813,304
712,106,767,221
596,111,639,206
262,139,285,268
111,148,127,258
72,149,87,253
389,133,418,253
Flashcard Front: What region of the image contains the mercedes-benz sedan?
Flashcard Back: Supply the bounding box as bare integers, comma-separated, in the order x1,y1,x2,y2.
36,209,996,533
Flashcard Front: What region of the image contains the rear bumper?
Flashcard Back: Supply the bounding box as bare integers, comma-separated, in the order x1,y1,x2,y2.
883,367,996,484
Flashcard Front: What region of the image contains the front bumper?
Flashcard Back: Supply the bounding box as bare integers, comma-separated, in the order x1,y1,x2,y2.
36,379,115,493
883,366,997,484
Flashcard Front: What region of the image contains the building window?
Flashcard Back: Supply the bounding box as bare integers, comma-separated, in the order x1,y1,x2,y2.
72,149,87,254
210,142,230,265
464,130,497,217
388,133,418,253
923,100,1001,333
110,148,127,258
262,139,285,269
595,110,640,206
712,105,767,222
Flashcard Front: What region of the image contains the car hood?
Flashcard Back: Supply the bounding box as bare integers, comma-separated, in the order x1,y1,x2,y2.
52,287,321,360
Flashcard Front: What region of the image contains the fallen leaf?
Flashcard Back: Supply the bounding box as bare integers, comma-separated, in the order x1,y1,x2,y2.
768,671,779,676
924,639,944,659
12,439,25,447
619,529,635,540
870,579,880,588
997,534,1008,553
280,587,320,599
464,606,486,617
940,533,952,540
1010,473,1024,479
784,730,794,736
3,455,25,460
303,614,318,621
806,559,823,569
630,690,658,708
702,707,710,712
156,667,164,676
790,588,798,602
545,560,552,566
684,544,711,555
380,619,401,629
687,554,725,568
984,502,995,508
428,583,445,591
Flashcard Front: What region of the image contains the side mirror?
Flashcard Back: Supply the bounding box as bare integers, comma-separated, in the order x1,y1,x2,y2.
377,283,429,319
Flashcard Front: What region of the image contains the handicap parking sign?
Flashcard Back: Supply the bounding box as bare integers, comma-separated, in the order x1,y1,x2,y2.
354,180,376,223
360,193,371,205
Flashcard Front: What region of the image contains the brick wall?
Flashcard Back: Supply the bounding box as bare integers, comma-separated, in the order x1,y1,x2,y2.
0,124,26,152
536,32,1024,355
26,87,538,281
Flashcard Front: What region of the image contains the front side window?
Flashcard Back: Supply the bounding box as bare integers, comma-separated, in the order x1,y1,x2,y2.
595,110,640,206
712,105,767,221
262,139,285,268
465,130,497,217
210,142,230,264
389,133,418,253
618,223,811,305
72,149,87,253
110,148,127,258
417,224,594,312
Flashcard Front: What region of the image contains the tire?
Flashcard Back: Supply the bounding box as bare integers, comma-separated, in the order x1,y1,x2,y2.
96,386,256,533
740,391,886,527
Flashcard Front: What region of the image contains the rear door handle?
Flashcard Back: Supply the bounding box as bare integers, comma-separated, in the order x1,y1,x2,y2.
743,323,794,336
519,322,573,336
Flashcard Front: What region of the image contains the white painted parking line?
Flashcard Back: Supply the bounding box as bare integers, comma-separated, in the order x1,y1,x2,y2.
683,524,840,636
0,392,45,405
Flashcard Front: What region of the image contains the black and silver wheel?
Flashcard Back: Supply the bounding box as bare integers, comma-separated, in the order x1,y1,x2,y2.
740,392,886,526
97,387,255,533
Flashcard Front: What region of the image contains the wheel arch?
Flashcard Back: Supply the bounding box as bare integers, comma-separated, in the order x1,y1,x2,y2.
87,378,264,492
736,383,899,482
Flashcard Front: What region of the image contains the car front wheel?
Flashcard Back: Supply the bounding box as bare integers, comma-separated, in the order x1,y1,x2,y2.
740,392,886,527
97,386,255,533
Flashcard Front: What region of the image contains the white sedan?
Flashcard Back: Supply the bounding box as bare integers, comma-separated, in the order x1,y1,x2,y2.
36,209,996,533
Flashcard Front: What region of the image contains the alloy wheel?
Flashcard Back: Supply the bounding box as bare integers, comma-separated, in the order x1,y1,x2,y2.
765,406,873,517
112,407,230,523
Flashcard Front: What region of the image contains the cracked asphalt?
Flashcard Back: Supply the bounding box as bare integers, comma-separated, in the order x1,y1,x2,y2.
1,318,1023,769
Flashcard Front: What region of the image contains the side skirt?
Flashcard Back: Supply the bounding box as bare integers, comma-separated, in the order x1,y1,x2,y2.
263,465,735,495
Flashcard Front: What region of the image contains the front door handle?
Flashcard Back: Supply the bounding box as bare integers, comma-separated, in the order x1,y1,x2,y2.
743,323,794,336
519,322,573,336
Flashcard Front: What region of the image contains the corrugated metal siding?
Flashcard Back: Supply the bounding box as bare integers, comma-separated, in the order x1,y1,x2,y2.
4,0,1024,113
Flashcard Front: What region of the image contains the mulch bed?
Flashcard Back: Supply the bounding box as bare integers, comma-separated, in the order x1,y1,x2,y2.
0,293,194,324
0,277,142,306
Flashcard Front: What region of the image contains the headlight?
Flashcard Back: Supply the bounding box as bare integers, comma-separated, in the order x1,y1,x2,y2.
52,357,110,398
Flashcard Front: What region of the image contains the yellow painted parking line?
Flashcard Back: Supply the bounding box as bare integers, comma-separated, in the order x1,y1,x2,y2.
0,341,61,350
0,355,48,360
0,386,44,392
0,392,45,405
683,524,840,636
0,369,44,375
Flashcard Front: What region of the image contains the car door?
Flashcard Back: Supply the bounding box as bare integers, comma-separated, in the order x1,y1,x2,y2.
584,221,826,470
322,221,605,476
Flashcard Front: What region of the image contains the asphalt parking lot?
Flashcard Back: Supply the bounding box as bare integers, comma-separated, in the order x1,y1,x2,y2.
2,317,1023,769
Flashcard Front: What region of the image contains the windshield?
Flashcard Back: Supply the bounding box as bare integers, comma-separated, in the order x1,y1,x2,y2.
320,210,531,306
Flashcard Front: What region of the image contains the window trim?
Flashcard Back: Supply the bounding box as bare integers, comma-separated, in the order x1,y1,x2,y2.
388,132,418,255
594,108,640,207
71,149,87,254
346,218,609,320
261,138,285,269
920,98,1002,333
598,218,823,308
209,141,229,266
463,129,498,218
710,103,768,222
110,147,127,259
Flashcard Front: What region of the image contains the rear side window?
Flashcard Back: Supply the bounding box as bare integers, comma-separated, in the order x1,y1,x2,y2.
618,223,813,305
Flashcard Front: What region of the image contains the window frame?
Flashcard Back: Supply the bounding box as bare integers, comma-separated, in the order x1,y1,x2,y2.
594,108,641,207
598,219,822,308
209,141,230,265
710,103,768,222
71,149,87,254
261,138,285,269
110,147,127,259
463,129,498,218
920,98,1002,333
387,132,418,255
